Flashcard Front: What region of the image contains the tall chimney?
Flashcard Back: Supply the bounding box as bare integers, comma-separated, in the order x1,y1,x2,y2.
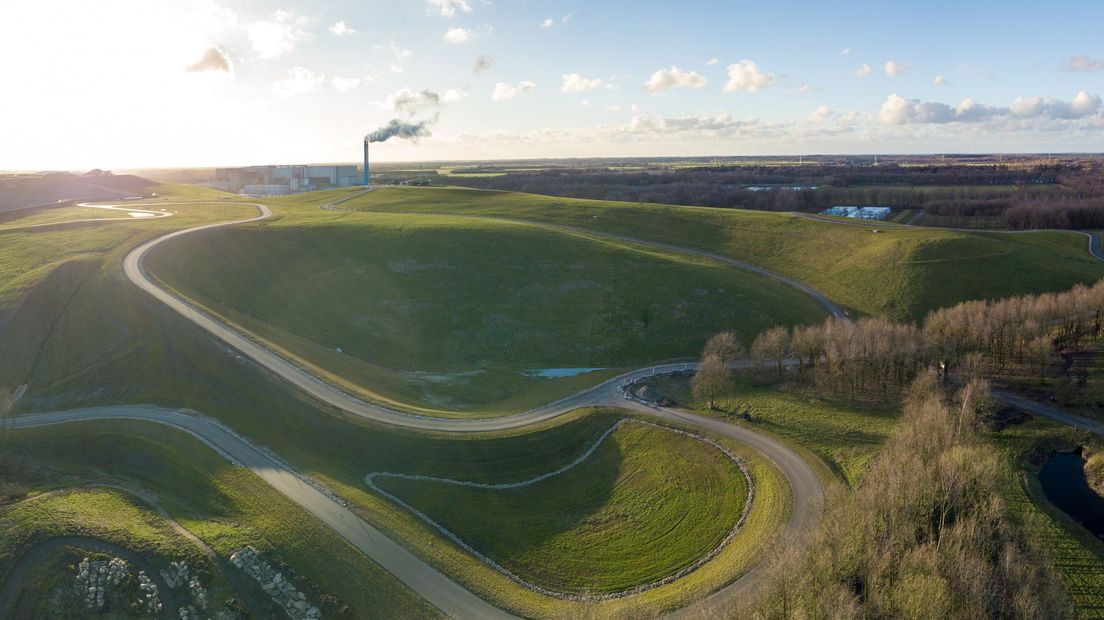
363,141,370,187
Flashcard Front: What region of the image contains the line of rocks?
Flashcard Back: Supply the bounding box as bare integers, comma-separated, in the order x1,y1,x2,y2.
230,546,320,619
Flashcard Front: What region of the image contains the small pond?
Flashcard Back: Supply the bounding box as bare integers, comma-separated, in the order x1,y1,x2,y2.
521,368,606,379
1039,451,1104,539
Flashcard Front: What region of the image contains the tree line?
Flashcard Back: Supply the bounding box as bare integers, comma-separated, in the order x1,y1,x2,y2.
696,279,1104,403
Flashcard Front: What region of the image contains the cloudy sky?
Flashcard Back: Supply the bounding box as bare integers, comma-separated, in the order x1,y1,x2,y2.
2,0,1103,169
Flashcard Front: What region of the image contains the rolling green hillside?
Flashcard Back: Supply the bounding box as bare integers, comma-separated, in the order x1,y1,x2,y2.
340,187,1104,321
146,205,827,414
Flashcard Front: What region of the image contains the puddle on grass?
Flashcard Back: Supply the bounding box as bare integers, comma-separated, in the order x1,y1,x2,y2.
521,368,607,379
127,212,157,218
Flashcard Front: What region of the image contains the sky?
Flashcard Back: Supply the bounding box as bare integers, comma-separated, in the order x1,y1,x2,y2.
1,0,1103,170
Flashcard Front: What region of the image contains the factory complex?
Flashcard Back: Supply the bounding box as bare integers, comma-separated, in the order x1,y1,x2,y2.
204,164,361,195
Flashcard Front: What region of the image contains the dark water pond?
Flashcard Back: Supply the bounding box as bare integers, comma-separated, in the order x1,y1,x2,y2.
1039,451,1104,538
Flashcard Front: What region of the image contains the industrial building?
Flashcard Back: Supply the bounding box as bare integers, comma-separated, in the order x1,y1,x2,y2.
820,206,892,221
205,165,360,195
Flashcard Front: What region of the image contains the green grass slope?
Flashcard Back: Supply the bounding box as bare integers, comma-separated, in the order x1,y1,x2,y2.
340,187,1104,321
2,421,439,618
145,207,826,414
378,421,748,594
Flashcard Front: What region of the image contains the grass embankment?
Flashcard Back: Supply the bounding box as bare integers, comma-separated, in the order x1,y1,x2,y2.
1,421,439,618
144,196,826,414
646,375,896,485
340,187,1104,321
378,421,748,595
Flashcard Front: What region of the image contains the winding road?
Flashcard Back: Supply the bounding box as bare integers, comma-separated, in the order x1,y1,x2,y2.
9,192,1102,618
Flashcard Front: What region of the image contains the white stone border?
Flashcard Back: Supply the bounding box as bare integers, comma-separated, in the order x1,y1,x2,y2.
364,418,754,601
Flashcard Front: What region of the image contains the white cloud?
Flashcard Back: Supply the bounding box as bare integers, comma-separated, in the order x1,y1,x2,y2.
606,104,622,112
840,48,851,55
427,0,472,18
579,99,590,107
444,27,472,43
1010,91,1102,119
272,66,325,98
884,60,910,77
562,73,606,93
932,74,948,86
444,87,468,103
443,25,490,44
855,63,871,77
724,60,775,93
1066,55,1104,73
247,10,312,59
878,91,1102,125
329,20,356,36
807,105,834,124
331,76,361,92
540,14,571,29
643,66,707,93
706,58,719,66
493,80,536,101
792,83,821,94
375,41,412,73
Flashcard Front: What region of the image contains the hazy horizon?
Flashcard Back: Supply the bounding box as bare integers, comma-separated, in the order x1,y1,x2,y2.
3,0,1103,169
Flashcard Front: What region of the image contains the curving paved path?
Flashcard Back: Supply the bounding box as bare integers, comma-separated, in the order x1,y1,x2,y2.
0,202,170,232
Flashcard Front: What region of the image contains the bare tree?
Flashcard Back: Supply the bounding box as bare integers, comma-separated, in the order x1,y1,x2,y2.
1025,336,1057,385
751,326,790,377
691,354,731,410
703,331,745,364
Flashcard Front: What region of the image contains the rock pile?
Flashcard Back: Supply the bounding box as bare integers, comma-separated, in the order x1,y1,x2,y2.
161,560,189,589
230,546,320,620
136,570,163,614
73,557,128,611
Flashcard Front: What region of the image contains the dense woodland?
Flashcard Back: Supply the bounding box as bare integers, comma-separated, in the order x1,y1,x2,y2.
444,159,1104,230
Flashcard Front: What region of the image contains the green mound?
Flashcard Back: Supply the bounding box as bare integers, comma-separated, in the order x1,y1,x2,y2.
340,187,1104,321
375,422,748,594
145,211,826,413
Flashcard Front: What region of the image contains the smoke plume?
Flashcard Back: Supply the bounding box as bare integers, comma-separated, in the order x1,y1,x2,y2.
365,119,431,143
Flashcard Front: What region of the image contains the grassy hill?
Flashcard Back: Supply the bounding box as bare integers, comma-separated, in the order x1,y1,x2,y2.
340,187,1104,321
145,200,828,414
377,421,748,594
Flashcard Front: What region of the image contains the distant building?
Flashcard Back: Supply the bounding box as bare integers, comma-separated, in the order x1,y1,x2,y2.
821,206,892,221
207,164,360,194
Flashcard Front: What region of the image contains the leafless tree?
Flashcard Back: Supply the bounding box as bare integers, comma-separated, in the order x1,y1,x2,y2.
691,354,731,410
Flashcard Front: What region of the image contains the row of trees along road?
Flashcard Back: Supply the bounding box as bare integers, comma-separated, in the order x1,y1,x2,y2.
692,279,1104,404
